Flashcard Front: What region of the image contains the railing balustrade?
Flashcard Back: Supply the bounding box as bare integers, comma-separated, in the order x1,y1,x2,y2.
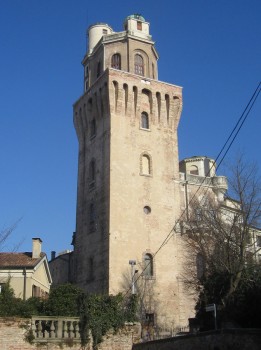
31,316,81,342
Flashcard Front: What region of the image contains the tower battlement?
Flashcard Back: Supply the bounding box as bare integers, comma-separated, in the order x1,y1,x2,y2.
74,68,182,143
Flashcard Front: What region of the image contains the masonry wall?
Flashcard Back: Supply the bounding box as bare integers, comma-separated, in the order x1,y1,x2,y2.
107,68,194,328
0,318,141,350
133,329,261,350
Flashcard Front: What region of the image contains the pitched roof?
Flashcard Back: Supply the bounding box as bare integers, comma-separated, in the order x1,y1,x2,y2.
0,252,46,269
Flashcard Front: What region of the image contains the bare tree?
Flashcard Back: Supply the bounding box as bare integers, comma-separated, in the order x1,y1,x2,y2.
0,219,22,252
121,264,156,323
182,155,261,308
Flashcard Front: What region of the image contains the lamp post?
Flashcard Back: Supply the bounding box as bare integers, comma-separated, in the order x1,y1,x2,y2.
129,260,137,294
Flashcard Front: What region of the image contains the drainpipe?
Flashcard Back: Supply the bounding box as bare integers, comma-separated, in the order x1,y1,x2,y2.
184,173,189,221
23,267,27,301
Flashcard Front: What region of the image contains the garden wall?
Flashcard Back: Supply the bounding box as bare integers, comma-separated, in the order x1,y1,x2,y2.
133,329,261,350
0,317,141,350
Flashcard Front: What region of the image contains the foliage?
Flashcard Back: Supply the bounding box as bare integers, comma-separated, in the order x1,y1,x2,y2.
124,294,138,322
45,283,83,316
225,267,261,327
195,266,261,329
78,293,137,349
0,283,46,317
182,155,261,328
0,282,18,316
24,328,35,344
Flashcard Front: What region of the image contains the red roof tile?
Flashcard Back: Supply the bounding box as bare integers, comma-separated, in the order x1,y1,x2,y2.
0,252,46,268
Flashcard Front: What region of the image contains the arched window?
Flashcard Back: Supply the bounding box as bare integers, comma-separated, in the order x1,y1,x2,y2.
141,154,151,175
190,165,199,175
134,54,144,76
89,159,96,188
141,112,149,129
144,253,153,277
111,54,121,70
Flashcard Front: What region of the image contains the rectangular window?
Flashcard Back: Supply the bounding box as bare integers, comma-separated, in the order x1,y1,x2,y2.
137,21,142,31
145,313,154,326
0,283,6,293
103,29,108,34
32,285,41,297
256,236,261,247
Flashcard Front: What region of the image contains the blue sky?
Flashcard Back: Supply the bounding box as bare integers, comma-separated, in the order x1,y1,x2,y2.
0,0,260,258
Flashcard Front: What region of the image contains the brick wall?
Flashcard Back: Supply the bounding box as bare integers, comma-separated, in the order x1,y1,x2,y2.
0,318,141,350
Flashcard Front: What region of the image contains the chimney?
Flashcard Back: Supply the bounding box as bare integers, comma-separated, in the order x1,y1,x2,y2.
51,251,56,260
32,238,42,259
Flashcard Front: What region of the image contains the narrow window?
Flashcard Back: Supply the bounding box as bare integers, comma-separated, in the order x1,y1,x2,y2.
141,112,149,129
152,63,155,79
85,66,89,91
137,21,142,31
89,203,95,224
85,65,89,77
97,61,101,78
144,254,153,277
196,253,205,279
134,54,144,76
89,159,96,189
88,257,94,280
32,285,41,298
90,119,96,138
111,54,121,70
141,154,152,175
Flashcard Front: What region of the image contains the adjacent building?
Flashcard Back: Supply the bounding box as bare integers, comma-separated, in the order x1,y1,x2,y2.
0,238,52,299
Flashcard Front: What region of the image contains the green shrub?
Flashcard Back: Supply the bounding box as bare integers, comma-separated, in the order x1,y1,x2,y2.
45,283,83,316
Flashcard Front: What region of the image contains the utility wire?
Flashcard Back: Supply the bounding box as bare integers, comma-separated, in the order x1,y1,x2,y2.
215,81,261,172
124,81,261,297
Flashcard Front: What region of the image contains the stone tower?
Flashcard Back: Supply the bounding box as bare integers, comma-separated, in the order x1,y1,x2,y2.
73,15,192,330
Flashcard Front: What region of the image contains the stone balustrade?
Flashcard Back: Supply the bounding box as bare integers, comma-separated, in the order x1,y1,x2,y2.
31,316,81,343
179,173,228,190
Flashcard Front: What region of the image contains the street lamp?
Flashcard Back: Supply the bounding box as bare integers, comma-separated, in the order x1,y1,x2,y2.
129,260,138,294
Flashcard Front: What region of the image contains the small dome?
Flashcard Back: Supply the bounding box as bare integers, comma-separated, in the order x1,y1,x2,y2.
126,14,145,22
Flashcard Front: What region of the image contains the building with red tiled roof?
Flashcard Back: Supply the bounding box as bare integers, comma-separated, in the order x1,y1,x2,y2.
0,238,52,299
